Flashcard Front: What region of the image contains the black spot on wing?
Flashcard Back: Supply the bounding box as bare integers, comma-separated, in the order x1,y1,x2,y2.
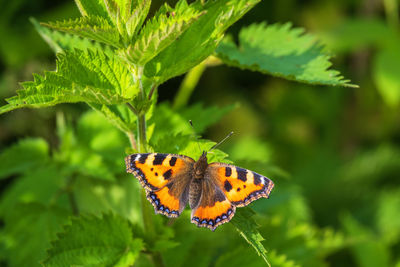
153,154,167,165
163,169,172,180
138,153,149,164
237,168,247,182
169,157,177,166
214,190,226,202
224,180,232,192
225,167,232,177
253,173,261,185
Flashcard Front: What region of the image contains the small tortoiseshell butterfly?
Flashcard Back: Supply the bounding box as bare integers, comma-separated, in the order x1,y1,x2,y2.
125,151,274,231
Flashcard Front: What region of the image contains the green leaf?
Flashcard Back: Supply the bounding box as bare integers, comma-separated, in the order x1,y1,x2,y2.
124,0,151,39
42,16,121,48
73,175,143,227
74,0,110,20
123,0,204,65
89,103,137,134
102,0,151,42
145,0,260,84
2,203,69,267
0,138,49,179
31,17,113,54
230,208,270,266
56,110,129,181
43,214,143,266
373,47,400,107
0,164,68,218
216,22,356,87
0,50,138,114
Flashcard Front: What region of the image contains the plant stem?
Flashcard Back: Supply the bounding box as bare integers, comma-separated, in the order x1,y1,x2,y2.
137,113,147,152
173,61,206,110
128,65,165,267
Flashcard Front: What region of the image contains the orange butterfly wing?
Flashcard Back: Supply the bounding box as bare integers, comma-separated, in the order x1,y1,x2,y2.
125,153,194,217
206,163,274,207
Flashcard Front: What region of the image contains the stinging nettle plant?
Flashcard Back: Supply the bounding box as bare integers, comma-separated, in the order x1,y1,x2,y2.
0,0,356,266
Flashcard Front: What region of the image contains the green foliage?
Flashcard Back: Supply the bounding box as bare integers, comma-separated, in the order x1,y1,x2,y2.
42,16,121,48
122,0,204,65
231,208,269,265
216,22,355,87
0,0,371,266
144,0,261,84
31,17,112,54
43,214,143,266
0,138,49,179
0,49,138,114
1,203,70,267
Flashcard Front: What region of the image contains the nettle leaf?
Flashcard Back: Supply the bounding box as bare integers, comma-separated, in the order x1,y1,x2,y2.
42,16,121,48
0,50,138,114
31,17,113,55
43,214,143,267
2,203,69,267
145,0,260,84
124,0,151,39
216,22,356,87
231,208,270,266
123,0,204,65
89,103,137,134
75,0,110,21
0,138,49,179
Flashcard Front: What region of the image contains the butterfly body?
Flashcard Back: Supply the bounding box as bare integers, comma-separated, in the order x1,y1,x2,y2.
125,152,274,231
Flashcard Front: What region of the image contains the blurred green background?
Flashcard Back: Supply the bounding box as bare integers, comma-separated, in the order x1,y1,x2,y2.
1,0,400,266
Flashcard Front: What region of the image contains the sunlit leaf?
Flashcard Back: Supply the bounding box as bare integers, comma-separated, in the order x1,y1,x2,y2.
0,50,138,114
216,22,356,87
43,214,143,266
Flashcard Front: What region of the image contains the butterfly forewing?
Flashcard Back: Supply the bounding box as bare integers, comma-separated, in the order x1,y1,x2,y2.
205,163,274,207
125,153,195,217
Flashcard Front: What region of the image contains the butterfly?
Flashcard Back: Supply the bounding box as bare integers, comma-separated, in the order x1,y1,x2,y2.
125,151,274,231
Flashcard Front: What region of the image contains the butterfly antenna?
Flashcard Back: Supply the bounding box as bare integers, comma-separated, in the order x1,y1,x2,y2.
189,120,203,153
209,131,234,151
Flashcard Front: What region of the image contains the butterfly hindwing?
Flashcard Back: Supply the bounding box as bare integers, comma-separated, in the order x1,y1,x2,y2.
126,153,194,217
191,178,236,231
206,163,274,207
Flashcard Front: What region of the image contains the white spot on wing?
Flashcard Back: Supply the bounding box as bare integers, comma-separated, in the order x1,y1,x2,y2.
135,154,140,161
